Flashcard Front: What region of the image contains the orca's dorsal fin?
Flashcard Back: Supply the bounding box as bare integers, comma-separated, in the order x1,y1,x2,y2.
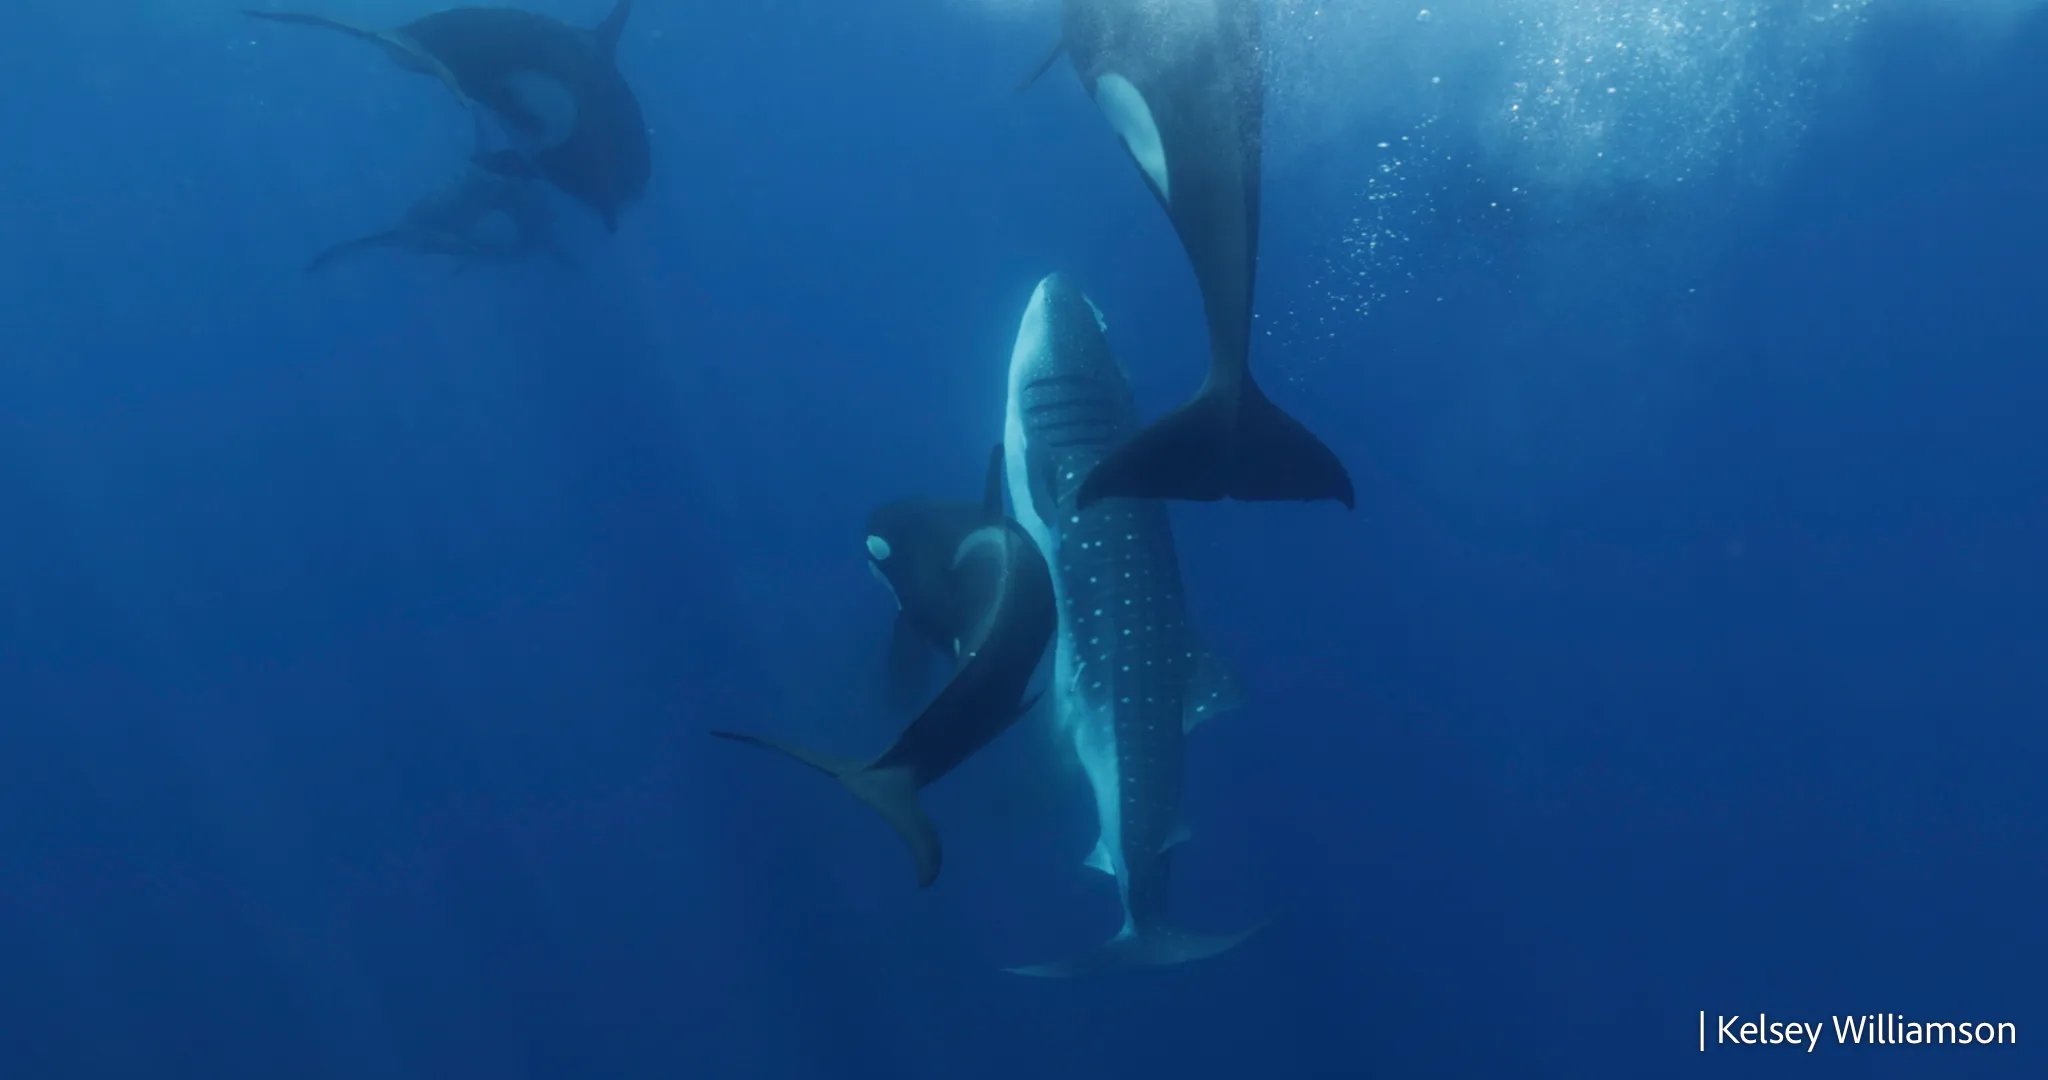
982,443,1006,519
594,0,633,58
1015,36,1065,94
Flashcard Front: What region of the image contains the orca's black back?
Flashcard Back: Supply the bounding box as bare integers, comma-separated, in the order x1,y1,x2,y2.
405,8,651,227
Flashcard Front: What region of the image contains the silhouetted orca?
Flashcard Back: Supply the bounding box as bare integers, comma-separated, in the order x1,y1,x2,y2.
713,448,1056,888
246,0,649,232
303,164,564,274
1023,0,1354,509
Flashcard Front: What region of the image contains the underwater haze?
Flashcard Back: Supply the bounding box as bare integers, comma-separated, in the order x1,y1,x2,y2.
3,0,2046,1076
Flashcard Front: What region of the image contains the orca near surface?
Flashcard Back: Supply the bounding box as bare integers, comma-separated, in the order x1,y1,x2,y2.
714,449,1056,888
1001,273,1260,975
245,0,650,232
1025,0,1354,509
303,164,563,274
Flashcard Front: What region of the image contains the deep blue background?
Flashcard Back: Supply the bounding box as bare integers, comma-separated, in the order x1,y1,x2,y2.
2,1,2044,1076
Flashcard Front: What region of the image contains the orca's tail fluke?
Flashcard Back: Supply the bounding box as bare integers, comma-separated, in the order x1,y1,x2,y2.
710,731,941,888
1075,380,1354,509
1005,921,1264,977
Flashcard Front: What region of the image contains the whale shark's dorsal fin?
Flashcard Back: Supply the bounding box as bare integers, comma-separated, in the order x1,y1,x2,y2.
1015,36,1065,94
594,0,633,59
982,443,1006,519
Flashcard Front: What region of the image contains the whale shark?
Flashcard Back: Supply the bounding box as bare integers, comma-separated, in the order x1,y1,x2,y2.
1001,273,1259,975
715,450,1055,888
303,164,563,274
245,0,649,232
1024,0,1354,510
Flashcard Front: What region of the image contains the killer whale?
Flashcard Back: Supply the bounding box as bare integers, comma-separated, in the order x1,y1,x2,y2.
303,163,563,274
245,0,649,232
1024,0,1354,509
714,448,1056,888
1001,273,1260,975
864,446,1012,712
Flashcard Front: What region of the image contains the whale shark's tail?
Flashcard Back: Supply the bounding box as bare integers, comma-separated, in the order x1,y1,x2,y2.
1075,379,1354,510
709,731,941,888
1005,921,1264,977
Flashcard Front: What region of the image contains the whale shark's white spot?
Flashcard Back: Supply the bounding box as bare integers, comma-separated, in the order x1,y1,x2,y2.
503,69,580,149
866,535,893,560
1092,73,1170,203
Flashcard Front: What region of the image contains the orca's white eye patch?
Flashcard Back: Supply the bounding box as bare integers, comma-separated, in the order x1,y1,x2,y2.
1091,73,1169,202
502,69,580,148
866,534,893,560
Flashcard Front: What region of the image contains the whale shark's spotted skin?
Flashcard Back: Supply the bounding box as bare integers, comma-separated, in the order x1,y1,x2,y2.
1003,275,1247,971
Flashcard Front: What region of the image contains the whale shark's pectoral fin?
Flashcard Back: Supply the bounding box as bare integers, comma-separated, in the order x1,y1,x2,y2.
1182,649,1244,732
1076,378,1356,509
710,731,942,888
1084,838,1116,876
1161,823,1192,853
1015,36,1066,94
593,0,634,60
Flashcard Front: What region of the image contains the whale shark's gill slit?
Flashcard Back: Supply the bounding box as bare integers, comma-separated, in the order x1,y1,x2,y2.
1033,416,1118,437
1026,402,1116,425
1025,373,1100,393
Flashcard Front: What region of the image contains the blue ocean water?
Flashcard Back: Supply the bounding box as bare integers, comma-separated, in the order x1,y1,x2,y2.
2,0,2045,1076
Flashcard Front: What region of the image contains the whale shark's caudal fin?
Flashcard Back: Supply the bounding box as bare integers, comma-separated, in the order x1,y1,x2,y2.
1005,921,1264,977
709,731,941,888
1075,379,1354,509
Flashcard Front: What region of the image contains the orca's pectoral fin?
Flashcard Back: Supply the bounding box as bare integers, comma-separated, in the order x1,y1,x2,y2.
710,732,942,888
242,9,384,42
246,9,472,106
981,442,1007,519
1076,380,1355,509
1015,36,1066,93
303,230,402,275
1005,921,1266,977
